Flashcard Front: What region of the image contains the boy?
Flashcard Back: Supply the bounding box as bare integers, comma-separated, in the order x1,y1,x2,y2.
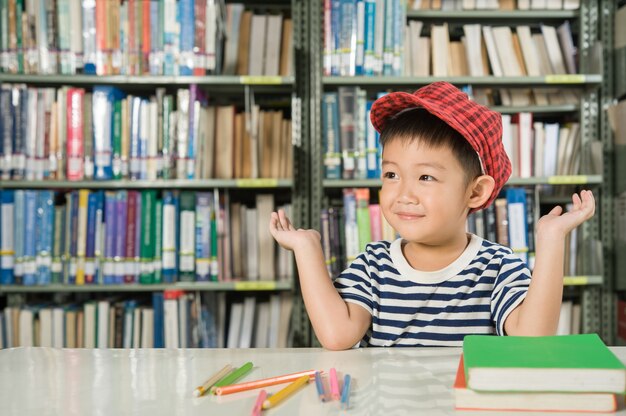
269,82,595,350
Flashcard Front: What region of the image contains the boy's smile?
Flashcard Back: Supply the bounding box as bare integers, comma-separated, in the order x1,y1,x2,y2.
380,138,475,269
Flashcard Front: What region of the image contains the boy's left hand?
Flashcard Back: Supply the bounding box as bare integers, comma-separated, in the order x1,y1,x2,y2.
536,190,596,240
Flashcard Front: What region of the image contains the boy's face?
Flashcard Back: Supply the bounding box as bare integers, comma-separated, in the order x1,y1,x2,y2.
379,138,473,245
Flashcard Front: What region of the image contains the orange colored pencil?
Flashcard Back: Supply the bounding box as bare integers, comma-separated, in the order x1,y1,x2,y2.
214,369,318,396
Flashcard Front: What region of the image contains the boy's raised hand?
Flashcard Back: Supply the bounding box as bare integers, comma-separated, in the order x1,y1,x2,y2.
536,190,596,240
269,209,321,251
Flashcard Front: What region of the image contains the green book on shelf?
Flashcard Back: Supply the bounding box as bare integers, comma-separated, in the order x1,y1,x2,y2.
463,334,626,394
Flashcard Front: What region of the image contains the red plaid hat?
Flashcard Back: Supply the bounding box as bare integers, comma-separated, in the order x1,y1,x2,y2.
370,81,511,210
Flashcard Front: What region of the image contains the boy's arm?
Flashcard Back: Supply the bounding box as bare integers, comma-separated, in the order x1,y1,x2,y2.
504,190,595,336
269,210,371,350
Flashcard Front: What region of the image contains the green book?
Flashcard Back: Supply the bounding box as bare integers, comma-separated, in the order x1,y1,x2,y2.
463,334,626,394
153,198,163,284
139,191,156,284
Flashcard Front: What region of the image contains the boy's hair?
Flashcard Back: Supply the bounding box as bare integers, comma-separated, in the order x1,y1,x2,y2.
380,108,483,185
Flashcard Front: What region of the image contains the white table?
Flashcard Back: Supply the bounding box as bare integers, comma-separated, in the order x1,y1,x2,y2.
0,346,624,416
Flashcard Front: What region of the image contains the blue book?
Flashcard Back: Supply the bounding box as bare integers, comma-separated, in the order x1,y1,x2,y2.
178,0,195,75
355,0,365,75
13,191,24,285
152,292,165,348
322,92,342,179
114,191,128,284
129,97,142,180
36,191,54,285
0,190,15,284
22,191,38,285
506,188,529,264
363,0,376,76
365,101,380,179
161,191,178,283
149,0,162,75
84,191,98,284
195,192,212,282
92,86,124,180
382,0,394,75
103,192,117,284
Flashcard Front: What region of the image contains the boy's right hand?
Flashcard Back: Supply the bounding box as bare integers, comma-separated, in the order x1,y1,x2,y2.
269,209,321,251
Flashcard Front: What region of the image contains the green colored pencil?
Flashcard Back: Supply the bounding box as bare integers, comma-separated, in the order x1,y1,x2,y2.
210,362,254,394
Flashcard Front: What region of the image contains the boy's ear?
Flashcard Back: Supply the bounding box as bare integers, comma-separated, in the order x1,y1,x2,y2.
467,175,496,209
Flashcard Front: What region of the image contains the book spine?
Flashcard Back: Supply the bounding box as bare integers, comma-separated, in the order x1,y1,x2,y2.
114,190,128,284
22,190,37,285
178,191,195,282
84,190,98,284
124,191,138,284
103,191,116,284
36,190,54,285
75,189,89,285
140,190,156,284
66,88,84,181
195,192,212,282
0,190,15,284
153,198,163,284
161,191,178,283
178,0,194,75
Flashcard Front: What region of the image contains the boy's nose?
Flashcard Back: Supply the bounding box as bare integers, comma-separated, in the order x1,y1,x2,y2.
397,182,419,204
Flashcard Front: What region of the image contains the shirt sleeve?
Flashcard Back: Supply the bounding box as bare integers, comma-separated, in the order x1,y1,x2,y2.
491,251,531,336
333,248,374,314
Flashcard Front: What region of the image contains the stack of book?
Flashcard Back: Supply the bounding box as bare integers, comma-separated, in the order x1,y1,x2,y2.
454,334,626,413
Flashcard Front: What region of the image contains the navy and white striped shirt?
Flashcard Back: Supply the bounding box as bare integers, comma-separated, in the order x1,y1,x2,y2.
333,234,530,347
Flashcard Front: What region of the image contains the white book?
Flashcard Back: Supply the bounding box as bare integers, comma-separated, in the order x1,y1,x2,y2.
248,15,268,75
482,26,503,76
256,194,275,281
264,15,283,76
238,297,256,348
518,113,533,178
254,302,270,348
164,295,179,348
84,302,97,348
97,300,110,348
492,27,522,77
555,125,571,176
123,306,134,348
147,100,158,180
205,1,218,71
531,0,547,9
277,294,292,348
501,115,513,172
562,0,580,10
141,308,154,348
543,123,560,177
133,307,142,348
19,309,34,347
516,26,541,76
178,294,189,348
532,33,554,75
571,303,582,334
268,295,281,348
39,308,53,347
463,24,484,76
431,24,450,77
245,207,259,280
541,25,567,74
227,302,244,348
533,122,545,177
546,0,563,9
557,300,573,335
52,307,64,348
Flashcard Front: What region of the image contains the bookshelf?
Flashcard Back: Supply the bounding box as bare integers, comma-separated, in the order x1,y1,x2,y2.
0,0,311,349
309,0,612,344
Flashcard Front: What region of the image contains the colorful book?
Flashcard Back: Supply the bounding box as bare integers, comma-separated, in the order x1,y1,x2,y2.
463,334,626,393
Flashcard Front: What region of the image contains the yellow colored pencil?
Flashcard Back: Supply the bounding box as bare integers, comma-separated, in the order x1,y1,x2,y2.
261,375,309,410
193,364,233,397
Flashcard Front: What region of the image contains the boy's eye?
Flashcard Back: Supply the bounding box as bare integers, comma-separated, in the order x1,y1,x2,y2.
383,172,397,179
419,175,435,181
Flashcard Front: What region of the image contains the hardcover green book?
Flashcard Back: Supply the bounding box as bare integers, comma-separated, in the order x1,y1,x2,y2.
463,334,626,394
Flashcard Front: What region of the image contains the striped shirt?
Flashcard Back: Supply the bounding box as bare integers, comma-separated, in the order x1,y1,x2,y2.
333,234,530,347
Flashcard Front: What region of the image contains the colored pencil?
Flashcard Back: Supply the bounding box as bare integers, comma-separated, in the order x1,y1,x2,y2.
209,362,254,394
340,374,351,409
314,371,326,402
261,375,309,410
251,389,267,416
192,364,233,397
214,369,318,395
329,367,340,400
